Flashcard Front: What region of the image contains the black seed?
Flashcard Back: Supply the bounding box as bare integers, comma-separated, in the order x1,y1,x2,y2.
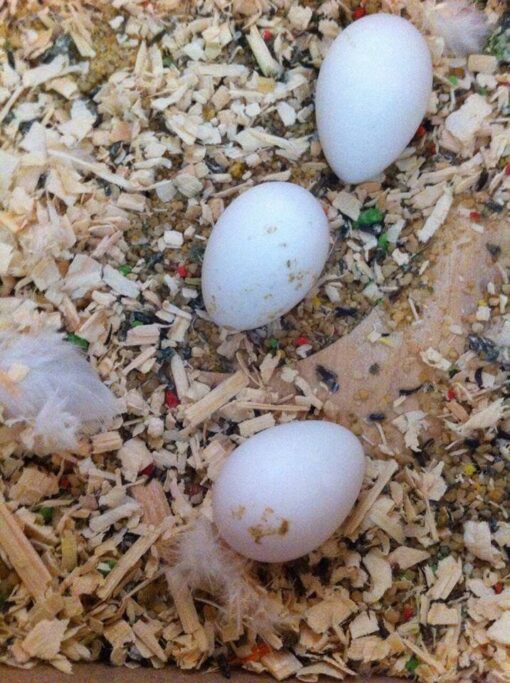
96,177,112,195
474,367,484,389
475,169,489,191
335,306,358,318
133,311,157,325
379,622,390,639
119,532,139,553
206,157,225,174
464,438,480,450
485,199,504,213
40,34,78,64
369,363,380,375
316,364,339,393
467,335,499,362
356,223,383,236
179,346,191,360
216,653,231,679
399,384,423,396
486,243,501,258
36,172,48,190
368,412,385,422
188,293,204,311
109,140,129,160
19,119,38,136
146,252,164,268
415,438,434,467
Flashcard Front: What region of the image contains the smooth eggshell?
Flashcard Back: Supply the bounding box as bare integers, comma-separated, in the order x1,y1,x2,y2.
316,14,433,184
212,421,365,562
201,182,330,331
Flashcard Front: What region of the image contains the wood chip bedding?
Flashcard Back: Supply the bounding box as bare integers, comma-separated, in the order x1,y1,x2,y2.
0,1,508,681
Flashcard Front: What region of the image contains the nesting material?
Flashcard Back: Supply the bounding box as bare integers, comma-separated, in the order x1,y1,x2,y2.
166,516,283,634
423,0,492,56
0,0,508,681
0,503,52,600
0,328,119,453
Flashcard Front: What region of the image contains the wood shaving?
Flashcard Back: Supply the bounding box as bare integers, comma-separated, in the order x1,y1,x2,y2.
0,502,52,600
362,552,392,604
21,619,68,661
463,521,503,566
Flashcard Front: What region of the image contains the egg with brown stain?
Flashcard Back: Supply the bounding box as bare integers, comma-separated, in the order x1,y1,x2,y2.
201,182,330,331
212,421,365,562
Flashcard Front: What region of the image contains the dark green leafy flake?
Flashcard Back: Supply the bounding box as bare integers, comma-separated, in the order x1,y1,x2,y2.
356,207,383,227
66,333,89,350
377,232,390,252
38,507,54,524
405,656,419,673
118,264,132,276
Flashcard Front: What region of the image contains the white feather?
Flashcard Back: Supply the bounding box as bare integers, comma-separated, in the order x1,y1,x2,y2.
423,0,491,56
0,328,119,452
167,516,284,633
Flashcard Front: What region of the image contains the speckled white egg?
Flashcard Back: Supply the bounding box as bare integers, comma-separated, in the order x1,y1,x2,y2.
201,182,330,331
212,421,365,563
316,14,433,184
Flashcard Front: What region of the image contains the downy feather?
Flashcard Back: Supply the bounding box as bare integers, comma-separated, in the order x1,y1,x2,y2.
167,516,285,634
0,328,119,452
423,0,491,56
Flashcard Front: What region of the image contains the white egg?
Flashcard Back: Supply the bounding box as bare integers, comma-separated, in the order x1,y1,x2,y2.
316,14,433,184
201,182,329,331
212,421,365,563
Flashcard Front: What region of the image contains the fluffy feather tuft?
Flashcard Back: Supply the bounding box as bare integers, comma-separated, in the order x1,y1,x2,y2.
167,516,285,633
0,328,119,453
423,0,491,56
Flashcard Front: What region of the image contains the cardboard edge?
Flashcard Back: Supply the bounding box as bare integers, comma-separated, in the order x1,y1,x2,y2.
3,663,401,683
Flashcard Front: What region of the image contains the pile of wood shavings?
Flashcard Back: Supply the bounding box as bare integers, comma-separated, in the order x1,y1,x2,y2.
0,1,509,681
